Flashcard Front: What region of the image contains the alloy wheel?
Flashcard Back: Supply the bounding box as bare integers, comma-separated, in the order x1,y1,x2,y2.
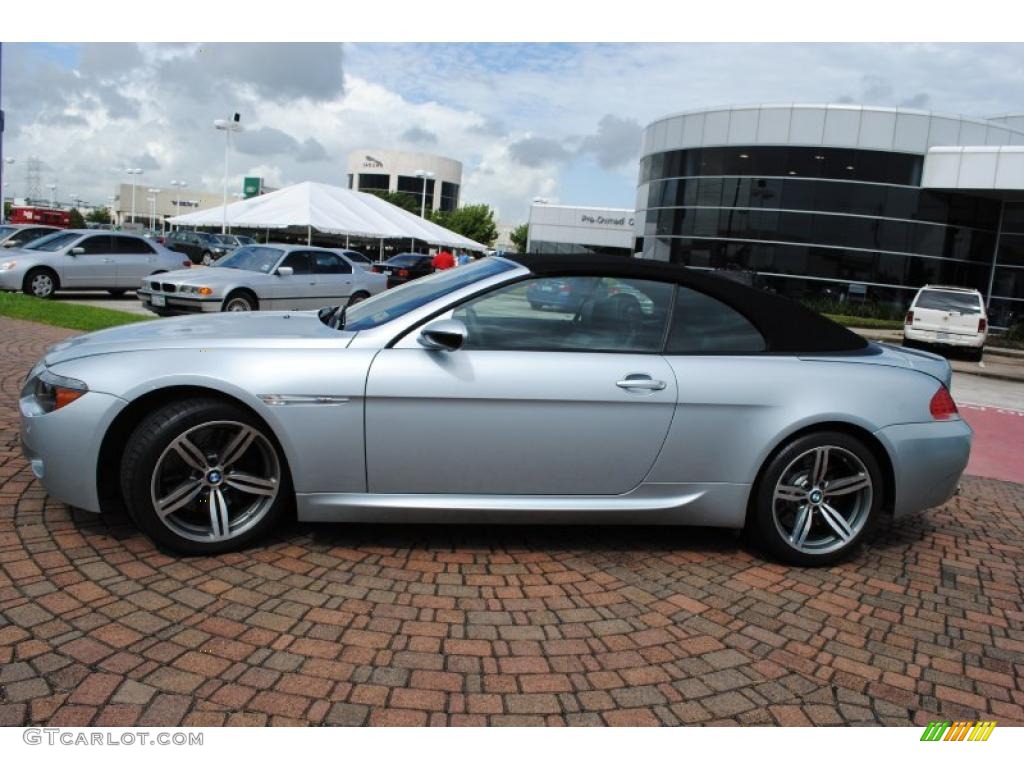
225,297,252,311
31,273,55,298
771,445,873,556
149,420,280,543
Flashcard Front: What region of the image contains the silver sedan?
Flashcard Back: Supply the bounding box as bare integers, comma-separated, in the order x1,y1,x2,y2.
19,255,971,565
0,229,192,298
137,243,387,314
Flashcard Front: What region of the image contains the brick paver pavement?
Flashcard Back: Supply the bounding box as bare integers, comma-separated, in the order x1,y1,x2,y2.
1,317,1022,727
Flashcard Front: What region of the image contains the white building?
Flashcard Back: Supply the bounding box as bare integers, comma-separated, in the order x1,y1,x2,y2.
527,202,636,256
346,149,462,213
114,183,224,229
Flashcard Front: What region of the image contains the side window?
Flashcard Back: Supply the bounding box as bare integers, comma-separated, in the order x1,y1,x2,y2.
666,286,766,354
311,252,352,274
279,251,312,274
112,236,155,255
78,236,112,254
453,276,673,353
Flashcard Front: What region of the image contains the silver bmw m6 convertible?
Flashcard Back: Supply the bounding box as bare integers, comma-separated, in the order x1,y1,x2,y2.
19,255,971,565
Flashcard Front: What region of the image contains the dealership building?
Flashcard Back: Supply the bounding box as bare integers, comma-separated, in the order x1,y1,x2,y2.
527,202,635,257
635,104,1024,327
346,149,462,213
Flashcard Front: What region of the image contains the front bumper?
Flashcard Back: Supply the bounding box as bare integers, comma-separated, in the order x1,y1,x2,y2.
876,418,972,518
20,389,127,513
137,289,221,315
904,327,985,349
0,268,27,291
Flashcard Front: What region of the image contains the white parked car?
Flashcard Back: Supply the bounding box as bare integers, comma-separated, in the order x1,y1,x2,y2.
137,243,387,315
0,230,192,298
904,285,988,361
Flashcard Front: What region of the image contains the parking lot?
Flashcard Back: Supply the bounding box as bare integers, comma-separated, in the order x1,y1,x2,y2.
1,316,1022,727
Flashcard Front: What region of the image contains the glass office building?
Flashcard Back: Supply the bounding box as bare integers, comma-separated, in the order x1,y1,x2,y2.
636,106,1024,327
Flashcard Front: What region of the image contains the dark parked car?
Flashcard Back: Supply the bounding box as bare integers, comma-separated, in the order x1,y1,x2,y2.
0,224,61,249
372,252,434,287
163,230,231,265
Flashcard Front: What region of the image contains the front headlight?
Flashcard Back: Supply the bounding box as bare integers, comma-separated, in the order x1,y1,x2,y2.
0,260,17,271
21,369,89,413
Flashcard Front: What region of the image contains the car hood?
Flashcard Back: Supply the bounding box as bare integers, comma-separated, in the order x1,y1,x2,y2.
801,341,952,387
145,266,273,287
43,311,354,366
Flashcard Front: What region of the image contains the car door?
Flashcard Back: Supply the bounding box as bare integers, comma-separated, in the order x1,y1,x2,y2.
364,275,678,495
111,235,159,288
261,250,315,309
61,234,115,287
309,251,353,304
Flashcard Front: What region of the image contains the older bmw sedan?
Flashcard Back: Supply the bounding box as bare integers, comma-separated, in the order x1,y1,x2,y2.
137,243,386,314
20,255,971,565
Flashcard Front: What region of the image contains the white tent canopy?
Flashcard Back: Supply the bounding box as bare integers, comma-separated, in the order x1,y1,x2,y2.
167,180,487,250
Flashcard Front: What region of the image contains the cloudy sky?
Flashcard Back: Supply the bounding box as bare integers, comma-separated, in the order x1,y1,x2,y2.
3,42,1023,223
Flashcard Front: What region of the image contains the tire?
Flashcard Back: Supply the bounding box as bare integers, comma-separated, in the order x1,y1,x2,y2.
107,289,127,297
748,430,883,566
966,346,984,363
23,267,58,299
222,290,257,312
120,397,291,555
201,251,214,266
347,291,370,307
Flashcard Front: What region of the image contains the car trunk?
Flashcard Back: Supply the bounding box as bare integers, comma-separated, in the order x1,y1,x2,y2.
908,290,984,339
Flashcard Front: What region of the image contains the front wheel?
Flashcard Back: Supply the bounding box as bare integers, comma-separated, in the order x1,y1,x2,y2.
347,291,370,307
223,291,257,312
749,431,882,566
23,268,58,299
120,398,291,554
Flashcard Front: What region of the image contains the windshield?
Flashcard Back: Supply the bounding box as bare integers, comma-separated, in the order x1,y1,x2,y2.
25,232,82,252
343,257,517,331
916,289,982,314
213,235,236,245
215,245,284,273
0,226,16,240
345,250,371,263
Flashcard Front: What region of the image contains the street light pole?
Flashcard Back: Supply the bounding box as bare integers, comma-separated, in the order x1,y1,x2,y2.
214,112,242,235
125,168,142,228
47,183,57,208
170,180,187,229
414,169,435,219
147,188,160,230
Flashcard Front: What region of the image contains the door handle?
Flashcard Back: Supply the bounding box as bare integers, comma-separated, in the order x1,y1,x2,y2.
616,376,666,391
103,259,115,263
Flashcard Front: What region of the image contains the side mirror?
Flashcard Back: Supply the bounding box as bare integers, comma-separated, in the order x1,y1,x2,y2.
276,266,294,277
70,247,85,256
418,318,468,351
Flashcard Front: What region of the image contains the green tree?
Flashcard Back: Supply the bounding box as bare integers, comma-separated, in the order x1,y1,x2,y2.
366,190,421,215
86,206,111,224
430,204,498,248
68,208,86,229
510,223,529,253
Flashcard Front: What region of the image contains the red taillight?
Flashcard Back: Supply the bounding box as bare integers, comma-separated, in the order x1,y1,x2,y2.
929,386,958,420
905,310,914,325
372,265,381,273
978,317,987,333
398,269,409,278
182,260,192,268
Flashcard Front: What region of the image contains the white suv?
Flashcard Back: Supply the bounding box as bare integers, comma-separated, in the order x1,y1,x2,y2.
904,285,988,361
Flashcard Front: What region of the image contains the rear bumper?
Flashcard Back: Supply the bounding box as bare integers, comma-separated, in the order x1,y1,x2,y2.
876,418,972,518
904,327,985,349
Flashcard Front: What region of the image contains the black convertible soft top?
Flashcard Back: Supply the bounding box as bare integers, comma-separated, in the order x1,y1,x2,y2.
508,254,868,354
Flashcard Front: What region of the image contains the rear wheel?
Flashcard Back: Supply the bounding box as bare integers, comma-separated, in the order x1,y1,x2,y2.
23,268,58,299
201,251,214,266
223,290,257,312
749,431,882,566
966,346,984,362
120,398,291,554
